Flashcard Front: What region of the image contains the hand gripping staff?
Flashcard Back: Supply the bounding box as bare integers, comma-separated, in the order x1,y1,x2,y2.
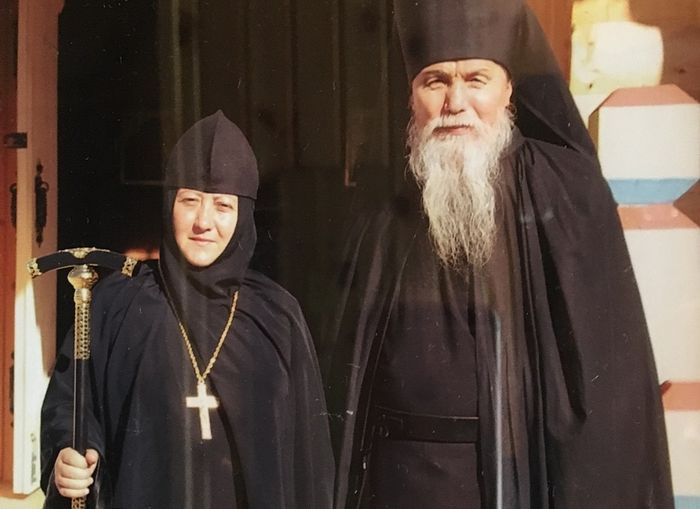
27,247,139,509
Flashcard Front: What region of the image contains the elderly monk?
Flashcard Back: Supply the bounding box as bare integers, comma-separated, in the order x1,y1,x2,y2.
42,111,334,509
326,1,673,508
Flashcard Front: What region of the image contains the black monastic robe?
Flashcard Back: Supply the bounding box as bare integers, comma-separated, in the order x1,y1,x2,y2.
327,129,673,508
42,263,334,509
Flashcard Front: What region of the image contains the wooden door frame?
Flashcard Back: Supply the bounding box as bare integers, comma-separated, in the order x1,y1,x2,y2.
3,0,62,495
0,0,19,490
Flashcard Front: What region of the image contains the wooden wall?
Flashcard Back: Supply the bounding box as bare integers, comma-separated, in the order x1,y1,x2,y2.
529,0,573,78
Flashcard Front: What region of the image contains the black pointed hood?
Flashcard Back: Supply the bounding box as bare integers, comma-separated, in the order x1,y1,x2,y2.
163,109,258,199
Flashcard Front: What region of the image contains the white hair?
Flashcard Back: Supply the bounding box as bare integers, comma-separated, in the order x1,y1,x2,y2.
407,109,514,269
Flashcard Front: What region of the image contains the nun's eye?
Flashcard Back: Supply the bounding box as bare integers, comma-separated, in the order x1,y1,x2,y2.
216,201,234,211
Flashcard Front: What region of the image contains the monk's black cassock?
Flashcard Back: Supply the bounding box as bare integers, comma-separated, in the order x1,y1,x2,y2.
326,1,673,508
42,111,334,508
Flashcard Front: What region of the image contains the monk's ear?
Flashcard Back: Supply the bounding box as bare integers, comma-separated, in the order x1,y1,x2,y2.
505,80,514,104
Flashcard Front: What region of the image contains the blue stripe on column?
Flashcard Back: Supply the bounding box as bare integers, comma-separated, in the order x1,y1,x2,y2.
606,178,697,204
676,496,700,509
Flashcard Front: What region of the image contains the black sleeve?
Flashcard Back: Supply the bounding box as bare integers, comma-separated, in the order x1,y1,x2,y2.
40,324,109,509
40,272,139,507
40,324,106,482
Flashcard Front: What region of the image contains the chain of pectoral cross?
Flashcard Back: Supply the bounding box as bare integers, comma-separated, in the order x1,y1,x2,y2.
158,261,239,440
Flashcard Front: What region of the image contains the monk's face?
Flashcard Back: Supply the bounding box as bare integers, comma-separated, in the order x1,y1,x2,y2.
172,188,238,267
411,59,513,135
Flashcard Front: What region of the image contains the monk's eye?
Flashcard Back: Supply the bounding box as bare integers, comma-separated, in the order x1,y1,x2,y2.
425,77,447,89
468,75,488,85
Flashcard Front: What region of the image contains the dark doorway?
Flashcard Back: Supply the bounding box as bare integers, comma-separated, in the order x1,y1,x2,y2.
56,0,410,346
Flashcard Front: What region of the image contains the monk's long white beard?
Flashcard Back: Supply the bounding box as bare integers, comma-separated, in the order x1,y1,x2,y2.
408,110,514,269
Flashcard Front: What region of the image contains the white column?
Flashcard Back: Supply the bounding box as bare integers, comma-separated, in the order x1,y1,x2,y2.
13,0,63,494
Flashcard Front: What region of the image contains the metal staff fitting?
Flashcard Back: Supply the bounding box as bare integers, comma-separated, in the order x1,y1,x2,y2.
28,247,139,509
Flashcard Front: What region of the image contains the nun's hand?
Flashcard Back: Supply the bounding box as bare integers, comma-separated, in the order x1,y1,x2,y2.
54,447,98,499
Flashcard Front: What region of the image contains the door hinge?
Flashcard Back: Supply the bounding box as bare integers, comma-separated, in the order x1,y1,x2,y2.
4,132,27,149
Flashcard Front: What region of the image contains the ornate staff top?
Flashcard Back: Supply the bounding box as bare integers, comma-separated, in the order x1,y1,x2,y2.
27,247,139,279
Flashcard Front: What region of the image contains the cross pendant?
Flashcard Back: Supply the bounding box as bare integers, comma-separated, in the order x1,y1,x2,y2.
186,381,219,440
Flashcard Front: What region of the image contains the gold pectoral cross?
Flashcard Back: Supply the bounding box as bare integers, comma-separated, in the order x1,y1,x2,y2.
186,382,219,440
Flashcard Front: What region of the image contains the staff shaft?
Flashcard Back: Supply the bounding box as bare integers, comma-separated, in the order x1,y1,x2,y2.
68,266,98,509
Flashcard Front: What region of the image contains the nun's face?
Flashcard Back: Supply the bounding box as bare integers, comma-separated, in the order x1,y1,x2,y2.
172,188,238,267
411,59,512,134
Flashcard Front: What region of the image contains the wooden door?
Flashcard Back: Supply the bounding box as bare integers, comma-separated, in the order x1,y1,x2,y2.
0,0,19,491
